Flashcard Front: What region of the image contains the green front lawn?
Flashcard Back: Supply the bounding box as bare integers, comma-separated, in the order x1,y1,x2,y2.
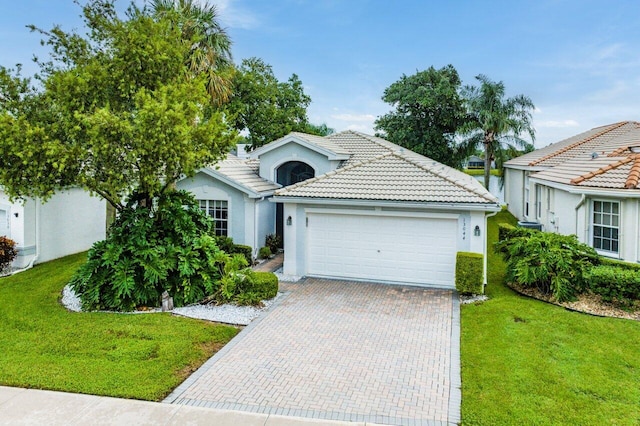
0,252,238,401
463,168,501,177
461,211,640,425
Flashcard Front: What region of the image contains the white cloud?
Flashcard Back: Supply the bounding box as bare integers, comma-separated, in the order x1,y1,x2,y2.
330,113,376,122
535,119,580,129
214,0,259,29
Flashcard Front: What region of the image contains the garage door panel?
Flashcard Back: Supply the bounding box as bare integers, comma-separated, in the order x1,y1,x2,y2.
306,212,457,287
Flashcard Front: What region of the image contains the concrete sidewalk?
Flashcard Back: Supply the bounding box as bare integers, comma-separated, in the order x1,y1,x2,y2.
0,386,376,426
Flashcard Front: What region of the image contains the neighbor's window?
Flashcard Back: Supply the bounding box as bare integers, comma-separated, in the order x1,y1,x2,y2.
199,200,228,236
592,200,619,254
535,185,542,219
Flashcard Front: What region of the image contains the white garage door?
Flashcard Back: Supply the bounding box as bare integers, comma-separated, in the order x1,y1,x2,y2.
306,212,458,287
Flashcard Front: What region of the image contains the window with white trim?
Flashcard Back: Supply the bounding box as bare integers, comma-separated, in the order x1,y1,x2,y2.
199,200,228,236
592,200,619,255
535,185,542,219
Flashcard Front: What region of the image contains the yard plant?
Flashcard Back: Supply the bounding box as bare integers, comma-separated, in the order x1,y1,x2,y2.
461,210,640,425
0,253,237,401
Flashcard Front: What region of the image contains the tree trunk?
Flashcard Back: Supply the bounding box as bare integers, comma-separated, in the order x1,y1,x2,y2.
484,141,492,189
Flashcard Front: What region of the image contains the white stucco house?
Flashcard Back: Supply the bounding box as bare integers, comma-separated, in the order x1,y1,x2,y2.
0,188,106,269
504,121,640,262
178,130,500,288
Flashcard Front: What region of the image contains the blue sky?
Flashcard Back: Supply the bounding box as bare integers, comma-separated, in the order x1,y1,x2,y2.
1,0,639,146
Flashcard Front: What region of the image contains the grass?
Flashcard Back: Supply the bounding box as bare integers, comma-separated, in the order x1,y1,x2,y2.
0,252,238,401
461,210,640,425
463,168,501,177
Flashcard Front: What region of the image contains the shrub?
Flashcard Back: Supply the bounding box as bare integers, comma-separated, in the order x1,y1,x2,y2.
258,246,272,259
495,231,599,302
214,236,252,264
456,252,484,295
600,258,640,271
265,233,282,253
0,236,17,271
248,271,278,300
232,244,253,264
586,265,640,306
497,223,536,242
71,191,235,311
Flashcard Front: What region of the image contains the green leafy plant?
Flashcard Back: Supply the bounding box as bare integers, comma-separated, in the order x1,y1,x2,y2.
214,236,252,264
456,252,484,294
258,246,272,259
495,229,599,302
0,236,17,271
71,191,230,311
265,233,282,253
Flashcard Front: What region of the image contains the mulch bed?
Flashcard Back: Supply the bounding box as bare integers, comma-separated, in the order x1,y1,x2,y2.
507,282,640,321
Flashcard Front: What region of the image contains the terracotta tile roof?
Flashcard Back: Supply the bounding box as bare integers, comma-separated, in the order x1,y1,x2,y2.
506,121,640,167
274,151,498,204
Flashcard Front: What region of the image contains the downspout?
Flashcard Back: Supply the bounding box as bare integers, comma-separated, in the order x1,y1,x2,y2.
483,207,500,292
574,194,586,242
253,196,265,260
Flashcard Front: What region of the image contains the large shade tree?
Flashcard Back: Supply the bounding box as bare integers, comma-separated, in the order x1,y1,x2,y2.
0,1,241,311
374,65,469,168
226,57,313,149
0,0,236,210
150,0,234,105
460,74,535,188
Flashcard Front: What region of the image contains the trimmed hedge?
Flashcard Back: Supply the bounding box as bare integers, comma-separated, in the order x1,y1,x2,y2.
233,271,279,306
456,252,484,295
586,265,640,306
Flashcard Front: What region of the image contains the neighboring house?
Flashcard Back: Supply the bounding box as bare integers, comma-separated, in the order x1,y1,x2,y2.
504,121,640,262
0,188,106,268
465,155,485,169
179,131,500,288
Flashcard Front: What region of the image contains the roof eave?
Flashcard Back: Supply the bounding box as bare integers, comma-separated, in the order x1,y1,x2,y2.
248,135,350,161
529,176,640,197
196,167,273,199
271,196,501,211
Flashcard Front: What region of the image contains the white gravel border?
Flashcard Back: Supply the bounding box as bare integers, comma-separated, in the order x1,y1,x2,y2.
61,284,283,325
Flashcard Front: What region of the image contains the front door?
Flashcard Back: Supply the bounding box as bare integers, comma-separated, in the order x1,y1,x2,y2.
275,161,315,244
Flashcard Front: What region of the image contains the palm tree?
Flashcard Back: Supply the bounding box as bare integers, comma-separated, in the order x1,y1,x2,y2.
460,75,535,188
150,0,234,105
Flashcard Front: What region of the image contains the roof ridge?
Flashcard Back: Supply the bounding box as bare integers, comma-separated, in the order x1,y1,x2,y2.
529,121,631,166
328,129,399,154
393,152,497,202
570,156,635,185
625,155,640,189
277,151,395,193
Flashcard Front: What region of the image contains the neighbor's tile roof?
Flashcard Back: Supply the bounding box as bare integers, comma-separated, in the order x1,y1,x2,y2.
509,121,640,191
506,121,640,167
274,151,498,204
206,154,280,194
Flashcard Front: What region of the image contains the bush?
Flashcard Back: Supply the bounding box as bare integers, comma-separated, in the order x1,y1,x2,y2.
0,236,17,271
600,258,640,271
265,233,282,253
212,269,278,306
495,231,599,302
258,246,272,259
214,236,252,264
586,265,640,306
249,271,278,300
233,244,253,264
71,191,238,311
456,252,484,294
497,223,536,242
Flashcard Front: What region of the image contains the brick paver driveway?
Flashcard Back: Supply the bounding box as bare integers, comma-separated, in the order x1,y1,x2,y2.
165,278,460,426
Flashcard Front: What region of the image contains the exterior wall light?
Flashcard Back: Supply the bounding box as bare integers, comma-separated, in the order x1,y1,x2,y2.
474,225,481,236
286,216,292,226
